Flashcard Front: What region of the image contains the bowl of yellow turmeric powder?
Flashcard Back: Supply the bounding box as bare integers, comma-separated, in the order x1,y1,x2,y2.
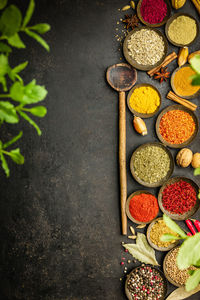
127,83,162,118
171,65,200,99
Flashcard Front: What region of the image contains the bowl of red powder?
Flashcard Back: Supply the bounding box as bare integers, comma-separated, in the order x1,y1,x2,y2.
137,0,171,27
158,177,200,220
126,191,159,224
156,105,198,148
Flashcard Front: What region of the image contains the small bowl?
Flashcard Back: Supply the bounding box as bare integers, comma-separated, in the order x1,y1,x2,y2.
123,26,168,71
130,142,174,188
165,13,199,47
137,0,171,27
171,65,200,100
126,191,159,225
163,246,183,287
125,265,168,300
147,217,179,251
127,83,162,118
158,177,200,221
156,104,199,148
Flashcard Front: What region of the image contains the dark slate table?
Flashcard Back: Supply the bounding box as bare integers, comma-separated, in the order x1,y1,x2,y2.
0,0,199,299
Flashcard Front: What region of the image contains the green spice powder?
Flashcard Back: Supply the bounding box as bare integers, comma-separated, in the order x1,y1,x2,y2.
133,145,170,183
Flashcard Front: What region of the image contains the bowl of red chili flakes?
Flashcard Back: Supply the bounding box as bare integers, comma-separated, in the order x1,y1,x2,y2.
158,177,200,220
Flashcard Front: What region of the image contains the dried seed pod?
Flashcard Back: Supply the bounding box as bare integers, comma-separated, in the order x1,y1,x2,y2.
171,0,186,9
176,148,193,167
133,116,147,136
178,47,189,67
130,1,135,9
130,226,135,235
121,5,131,11
136,224,146,229
128,235,137,239
188,50,200,63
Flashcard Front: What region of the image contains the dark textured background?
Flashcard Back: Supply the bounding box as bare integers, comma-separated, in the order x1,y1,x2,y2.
0,0,199,299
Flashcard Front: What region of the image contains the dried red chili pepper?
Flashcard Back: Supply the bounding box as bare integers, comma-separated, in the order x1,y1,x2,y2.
162,180,196,215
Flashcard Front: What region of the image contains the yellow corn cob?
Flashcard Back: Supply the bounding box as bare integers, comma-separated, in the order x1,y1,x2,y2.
191,0,200,15
188,50,200,63
178,47,189,67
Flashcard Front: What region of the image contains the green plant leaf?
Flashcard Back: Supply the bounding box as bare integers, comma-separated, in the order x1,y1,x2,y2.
0,153,9,177
0,54,8,76
123,233,159,266
191,75,200,86
0,5,22,37
19,111,41,135
25,29,49,51
10,81,24,101
7,33,25,48
0,76,7,92
163,214,187,238
22,0,35,28
28,23,51,34
177,232,200,270
12,61,28,74
0,0,7,10
194,168,200,176
9,148,24,164
188,270,196,276
190,55,200,74
0,101,18,123
185,269,200,291
161,233,181,242
0,42,12,53
166,285,200,300
3,131,23,149
27,106,47,117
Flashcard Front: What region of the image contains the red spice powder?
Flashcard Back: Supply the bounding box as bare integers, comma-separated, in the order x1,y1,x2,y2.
159,110,195,144
162,180,196,215
129,193,159,222
140,0,168,24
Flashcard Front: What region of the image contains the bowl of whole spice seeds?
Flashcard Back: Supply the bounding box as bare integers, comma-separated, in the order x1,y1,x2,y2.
165,13,199,47
125,265,167,300
130,142,174,187
123,27,168,71
156,105,198,148
158,177,200,220
163,247,196,287
147,217,179,251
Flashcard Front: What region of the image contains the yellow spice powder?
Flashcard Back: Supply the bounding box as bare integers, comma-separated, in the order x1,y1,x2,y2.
174,66,200,97
168,16,197,45
129,86,160,114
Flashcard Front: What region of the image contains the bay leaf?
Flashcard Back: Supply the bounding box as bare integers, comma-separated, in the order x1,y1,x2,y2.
123,233,159,266
166,285,200,300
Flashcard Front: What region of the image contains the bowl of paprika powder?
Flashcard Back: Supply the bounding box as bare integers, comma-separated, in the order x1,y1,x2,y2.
126,190,159,224
158,177,200,220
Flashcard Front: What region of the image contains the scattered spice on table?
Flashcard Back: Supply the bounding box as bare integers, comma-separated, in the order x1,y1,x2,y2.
127,266,166,299
154,67,170,83
173,66,200,97
127,29,165,65
133,145,171,184
162,180,197,215
168,15,197,45
123,14,140,30
140,0,168,24
159,110,196,144
129,193,159,222
129,86,160,114
165,247,196,285
150,219,179,248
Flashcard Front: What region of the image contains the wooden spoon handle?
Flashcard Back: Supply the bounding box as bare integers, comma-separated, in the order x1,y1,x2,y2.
119,91,127,235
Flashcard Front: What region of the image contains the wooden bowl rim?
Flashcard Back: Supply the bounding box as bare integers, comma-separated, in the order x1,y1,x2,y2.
127,83,162,118
130,142,174,187
126,190,159,224
146,217,179,251
125,265,168,300
123,26,168,71
171,64,200,100
165,13,199,47
158,176,200,220
163,246,183,287
156,104,199,148
137,0,172,28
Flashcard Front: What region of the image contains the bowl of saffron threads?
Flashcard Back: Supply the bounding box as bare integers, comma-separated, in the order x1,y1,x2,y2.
137,0,171,28
158,177,200,220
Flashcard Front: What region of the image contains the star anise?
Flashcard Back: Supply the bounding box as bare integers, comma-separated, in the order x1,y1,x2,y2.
154,67,170,83
123,14,140,30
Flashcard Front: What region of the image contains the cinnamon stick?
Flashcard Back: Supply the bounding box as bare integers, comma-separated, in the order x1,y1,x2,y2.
167,91,197,111
147,52,177,77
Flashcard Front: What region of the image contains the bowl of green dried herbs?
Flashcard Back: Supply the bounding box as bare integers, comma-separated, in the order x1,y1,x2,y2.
130,142,174,187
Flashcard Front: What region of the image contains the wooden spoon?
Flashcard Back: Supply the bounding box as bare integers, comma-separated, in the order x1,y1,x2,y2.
106,63,137,235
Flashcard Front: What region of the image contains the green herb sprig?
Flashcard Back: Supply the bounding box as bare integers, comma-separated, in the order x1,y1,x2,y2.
0,0,50,176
